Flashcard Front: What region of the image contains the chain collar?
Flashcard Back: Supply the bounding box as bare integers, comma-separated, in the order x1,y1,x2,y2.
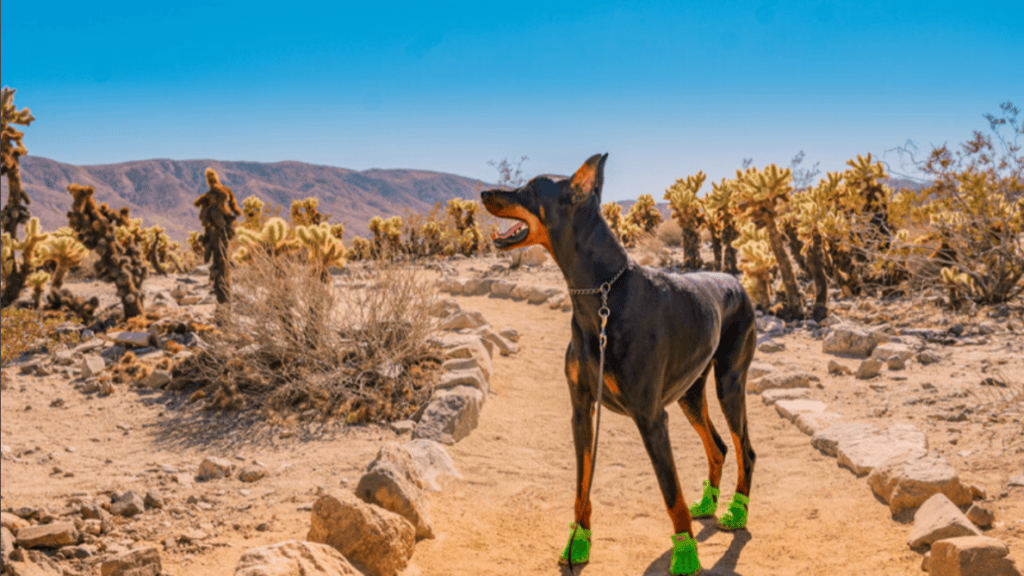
566,262,629,295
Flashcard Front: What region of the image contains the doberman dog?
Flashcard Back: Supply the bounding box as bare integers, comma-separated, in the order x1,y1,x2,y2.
481,154,757,575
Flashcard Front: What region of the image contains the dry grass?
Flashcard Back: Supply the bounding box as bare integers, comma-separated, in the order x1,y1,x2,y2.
631,233,674,268
178,250,443,424
0,308,78,366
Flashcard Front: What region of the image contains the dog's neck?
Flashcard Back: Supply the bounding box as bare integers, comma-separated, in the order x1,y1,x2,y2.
554,205,630,292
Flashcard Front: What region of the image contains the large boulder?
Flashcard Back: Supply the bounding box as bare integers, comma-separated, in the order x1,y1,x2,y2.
822,326,878,358
835,423,928,476
927,536,1021,576
355,443,435,540
233,540,361,576
307,491,415,576
868,455,973,515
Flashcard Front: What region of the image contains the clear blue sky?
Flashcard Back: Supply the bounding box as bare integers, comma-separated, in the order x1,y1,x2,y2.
2,1,1021,202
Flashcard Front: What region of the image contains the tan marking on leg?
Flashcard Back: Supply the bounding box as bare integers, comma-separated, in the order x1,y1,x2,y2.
602,373,620,395
666,488,694,537
701,401,725,487
731,430,750,495
575,450,593,529
566,358,580,386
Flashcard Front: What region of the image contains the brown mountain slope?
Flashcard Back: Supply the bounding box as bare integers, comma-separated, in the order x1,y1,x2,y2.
0,157,493,243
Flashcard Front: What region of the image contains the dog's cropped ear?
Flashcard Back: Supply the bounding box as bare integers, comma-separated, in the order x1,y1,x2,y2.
570,153,609,204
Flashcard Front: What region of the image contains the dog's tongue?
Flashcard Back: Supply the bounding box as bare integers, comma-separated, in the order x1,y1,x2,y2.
496,222,524,239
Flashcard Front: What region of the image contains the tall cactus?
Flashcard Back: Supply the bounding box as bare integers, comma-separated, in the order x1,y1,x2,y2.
67,184,148,319
734,164,805,319
706,178,740,272
1,87,35,238
664,171,707,270
791,173,846,321
195,168,242,304
733,222,775,310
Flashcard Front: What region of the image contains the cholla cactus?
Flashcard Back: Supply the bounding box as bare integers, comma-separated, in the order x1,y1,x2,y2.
234,217,295,263
445,199,485,256
295,222,347,280
706,178,740,272
27,270,49,309
601,203,625,243
843,153,893,249
420,221,445,256
1,232,12,278
241,195,268,230
1,217,49,307
664,171,707,270
733,222,775,310
940,266,975,309
734,164,805,319
618,218,644,248
290,197,326,227
1,87,35,238
34,234,88,291
194,168,242,304
349,236,371,261
625,194,662,235
67,184,148,319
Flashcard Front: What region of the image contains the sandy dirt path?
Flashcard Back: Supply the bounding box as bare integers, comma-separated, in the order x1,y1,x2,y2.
412,293,921,575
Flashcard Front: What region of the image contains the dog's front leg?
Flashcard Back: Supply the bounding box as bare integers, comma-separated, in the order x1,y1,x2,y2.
569,395,595,529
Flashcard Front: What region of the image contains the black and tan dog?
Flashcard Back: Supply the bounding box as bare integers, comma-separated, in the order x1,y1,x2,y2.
481,154,757,575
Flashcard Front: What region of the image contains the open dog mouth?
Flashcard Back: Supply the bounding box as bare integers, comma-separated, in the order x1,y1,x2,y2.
492,219,530,248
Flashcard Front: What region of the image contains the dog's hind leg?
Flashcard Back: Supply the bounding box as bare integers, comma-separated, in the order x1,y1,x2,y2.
713,319,757,498
678,363,728,497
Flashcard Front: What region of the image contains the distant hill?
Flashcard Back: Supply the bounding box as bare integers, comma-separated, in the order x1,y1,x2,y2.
0,157,494,243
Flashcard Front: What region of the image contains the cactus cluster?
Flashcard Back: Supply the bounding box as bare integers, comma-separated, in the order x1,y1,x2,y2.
664,172,708,270
66,184,148,318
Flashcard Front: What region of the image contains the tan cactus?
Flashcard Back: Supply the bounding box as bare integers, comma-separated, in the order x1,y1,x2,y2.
625,194,662,235
1,217,49,307
706,178,740,272
1,87,35,238
295,222,347,280
664,171,707,270
195,168,242,304
33,234,88,291
26,270,50,309
733,222,776,310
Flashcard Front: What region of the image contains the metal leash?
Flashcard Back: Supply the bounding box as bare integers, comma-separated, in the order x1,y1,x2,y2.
566,263,625,574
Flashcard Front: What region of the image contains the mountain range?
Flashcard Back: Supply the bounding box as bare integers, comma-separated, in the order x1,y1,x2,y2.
0,157,494,243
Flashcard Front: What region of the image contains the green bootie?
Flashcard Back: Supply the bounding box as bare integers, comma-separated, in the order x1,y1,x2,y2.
670,532,702,575
717,492,749,530
688,479,720,518
558,522,591,565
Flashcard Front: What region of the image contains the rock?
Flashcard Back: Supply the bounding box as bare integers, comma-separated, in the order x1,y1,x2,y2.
197,456,236,481
403,439,462,492
412,386,484,445
794,412,845,436
111,491,146,517
1007,475,1024,488
836,423,928,476
756,315,785,334
438,276,466,295
462,278,495,296
867,455,973,515
908,493,982,549
2,526,14,562
443,341,493,381
434,367,489,397
477,328,519,356
489,279,516,298
966,503,995,529
100,546,162,576
526,285,562,305
774,400,827,422
81,355,106,378
390,420,415,434
747,361,775,380
812,423,882,457
757,340,785,353
439,311,489,331
428,298,461,318
748,371,820,394
239,465,268,483
855,358,884,379
112,332,152,348
138,370,171,389
871,342,913,361
521,245,548,266
509,284,530,301
927,536,1021,576
234,540,361,576
917,349,942,365
143,490,164,509
355,443,434,540
15,521,79,548
307,491,415,576
823,325,879,357
760,388,809,406
828,359,852,375
887,356,906,370
499,327,521,342
1,512,29,532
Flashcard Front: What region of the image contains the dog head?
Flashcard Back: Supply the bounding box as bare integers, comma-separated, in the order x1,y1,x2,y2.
480,153,608,259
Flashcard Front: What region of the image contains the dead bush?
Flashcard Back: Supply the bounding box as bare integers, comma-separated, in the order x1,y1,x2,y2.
656,219,682,247
179,249,443,424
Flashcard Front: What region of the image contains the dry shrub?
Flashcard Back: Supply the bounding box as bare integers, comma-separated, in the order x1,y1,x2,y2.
656,219,682,247
182,248,442,424
631,233,673,268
